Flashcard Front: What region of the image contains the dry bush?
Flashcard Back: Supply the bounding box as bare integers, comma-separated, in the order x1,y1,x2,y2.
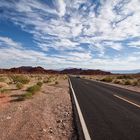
26,82,43,95
43,78,52,83
22,92,33,99
16,82,24,89
55,81,58,85
0,89,10,94
124,80,131,85
37,76,42,81
37,81,43,87
0,77,5,82
27,85,41,94
132,80,139,86
116,75,133,79
11,75,30,84
63,75,67,80
113,80,121,84
100,77,113,82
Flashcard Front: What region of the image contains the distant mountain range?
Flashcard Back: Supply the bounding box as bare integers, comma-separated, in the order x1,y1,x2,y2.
1,66,139,75
111,69,140,74
0,66,111,75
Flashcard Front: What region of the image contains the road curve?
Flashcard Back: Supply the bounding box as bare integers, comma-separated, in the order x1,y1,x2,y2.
69,77,140,140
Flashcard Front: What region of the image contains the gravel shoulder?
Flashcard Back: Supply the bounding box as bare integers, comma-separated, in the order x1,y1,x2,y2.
0,79,74,140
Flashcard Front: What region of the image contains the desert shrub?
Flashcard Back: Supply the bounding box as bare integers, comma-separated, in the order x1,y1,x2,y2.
16,92,33,101
63,75,67,80
55,81,58,84
101,77,113,82
0,89,10,93
27,84,41,94
43,80,48,83
113,80,121,84
117,75,133,79
22,92,33,99
16,82,24,89
37,76,42,81
132,80,138,86
8,82,13,84
37,82,43,87
30,75,34,78
11,75,30,84
124,80,131,85
19,82,42,100
0,77,5,82
43,78,52,83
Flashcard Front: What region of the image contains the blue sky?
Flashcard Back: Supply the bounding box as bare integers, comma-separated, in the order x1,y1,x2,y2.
0,0,140,70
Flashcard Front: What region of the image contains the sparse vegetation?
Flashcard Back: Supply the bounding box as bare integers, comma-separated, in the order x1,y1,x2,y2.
116,75,133,79
43,80,49,83
0,74,68,103
113,80,121,84
37,81,43,87
0,77,5,82
27,84,41,94
100,77,113,82
27,81,43,95
89,74,140,87
11,75,30,84
22,92,33,99
37,76,42,81
132,80,139,86
124,80,131,85
0,89,10,94
55,81,58,85
19,82,44,100
16,82,24,89
63,75,67,80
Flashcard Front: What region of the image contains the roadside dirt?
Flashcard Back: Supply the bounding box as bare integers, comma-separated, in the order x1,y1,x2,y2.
96,80,140,93
0,79,74,140
82,75,140,93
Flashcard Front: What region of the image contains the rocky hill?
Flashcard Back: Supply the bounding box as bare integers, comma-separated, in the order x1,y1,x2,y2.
0,67,111,75
60,68,111,75
0,66,57,74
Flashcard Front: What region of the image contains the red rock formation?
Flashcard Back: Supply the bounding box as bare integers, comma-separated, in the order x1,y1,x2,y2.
0,67,111,75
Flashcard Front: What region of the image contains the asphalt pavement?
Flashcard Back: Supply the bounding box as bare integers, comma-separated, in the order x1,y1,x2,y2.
69,77,140,140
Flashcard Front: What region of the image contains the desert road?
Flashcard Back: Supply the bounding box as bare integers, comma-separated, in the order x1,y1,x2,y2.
69,77,140,140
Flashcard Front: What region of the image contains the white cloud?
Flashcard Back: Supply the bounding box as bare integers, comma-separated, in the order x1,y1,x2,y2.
127,40,140,48
67,51,92,61
0,0,140,69
0,36,22,49
54,0,66,17
102,41,123,51
55,38,79,49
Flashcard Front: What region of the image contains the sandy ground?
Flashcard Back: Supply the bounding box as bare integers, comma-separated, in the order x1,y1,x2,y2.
82,75,140,93
98,80,140,92
0,78,75,140
84,78,140,92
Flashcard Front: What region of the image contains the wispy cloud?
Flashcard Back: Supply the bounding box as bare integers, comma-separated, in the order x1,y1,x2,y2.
0,0,140,69
127,40,140,48
0,37,22,49
54,0,66,17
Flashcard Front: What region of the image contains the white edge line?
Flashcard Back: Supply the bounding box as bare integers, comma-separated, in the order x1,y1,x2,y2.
69,78,91,140
114,94,140,108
